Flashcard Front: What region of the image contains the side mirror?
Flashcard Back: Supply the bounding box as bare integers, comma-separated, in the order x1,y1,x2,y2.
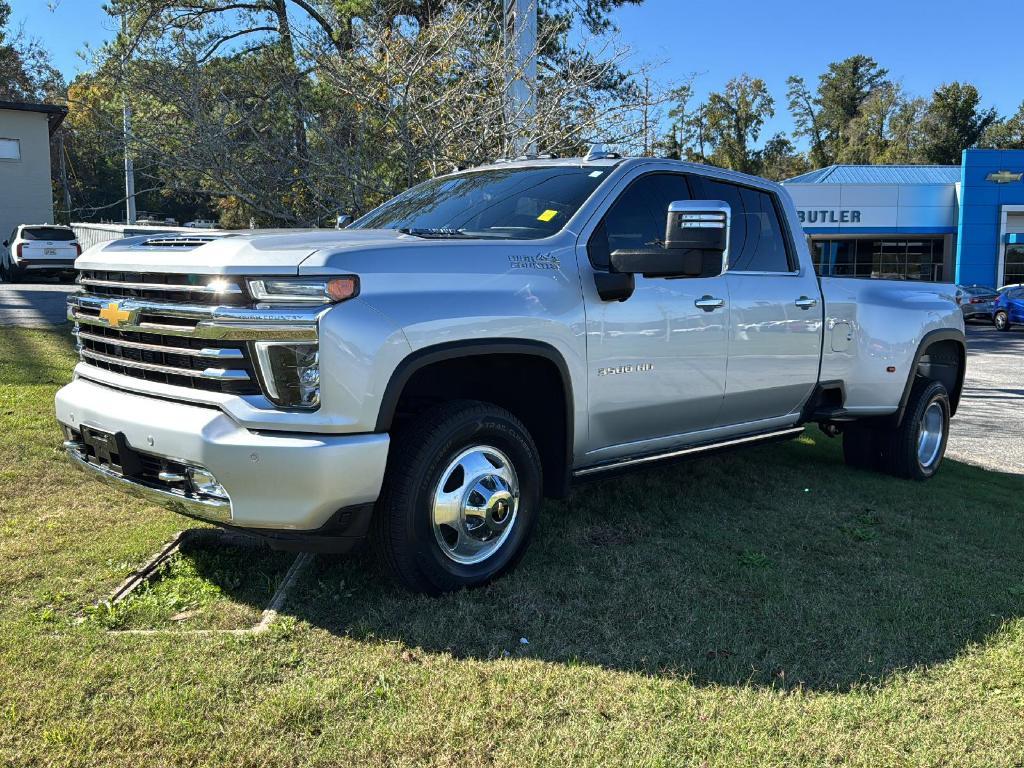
610,247,704,278
2,241,7,247
336,214,353,229
609,200,729,279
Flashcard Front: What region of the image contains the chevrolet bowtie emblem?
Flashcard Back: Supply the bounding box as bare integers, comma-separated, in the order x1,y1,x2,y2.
98,301,132,327
986,170,1023,184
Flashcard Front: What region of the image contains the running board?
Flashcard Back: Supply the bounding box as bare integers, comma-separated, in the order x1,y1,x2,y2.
573,426,805,478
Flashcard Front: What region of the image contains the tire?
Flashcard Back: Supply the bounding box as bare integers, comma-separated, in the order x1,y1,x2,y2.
879,378,950,481
373,400,542,594
994,310,1011,332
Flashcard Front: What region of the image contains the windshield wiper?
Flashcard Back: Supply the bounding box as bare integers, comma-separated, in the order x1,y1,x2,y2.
397,227,475,239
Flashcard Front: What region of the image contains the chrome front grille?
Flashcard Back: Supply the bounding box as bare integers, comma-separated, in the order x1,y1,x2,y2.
68,272,321,402
78,270,249,306
74,324,259,395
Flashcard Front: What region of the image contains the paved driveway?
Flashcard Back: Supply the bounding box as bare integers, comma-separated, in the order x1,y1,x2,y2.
0,281,77,327
947,323,1024,475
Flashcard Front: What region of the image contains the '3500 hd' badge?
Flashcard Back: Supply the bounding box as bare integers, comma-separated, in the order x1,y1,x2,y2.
597,363,655,376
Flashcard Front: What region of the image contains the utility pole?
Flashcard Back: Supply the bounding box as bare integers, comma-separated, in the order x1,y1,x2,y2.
123,102,136,224
121,14,137,224
57,129,72,221
504,0,537,156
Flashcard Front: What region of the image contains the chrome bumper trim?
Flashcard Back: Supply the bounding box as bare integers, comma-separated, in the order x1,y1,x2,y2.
78,277,243,295
67,294,321,341
80,348,251,381
66,446,231,522
74,329,245,359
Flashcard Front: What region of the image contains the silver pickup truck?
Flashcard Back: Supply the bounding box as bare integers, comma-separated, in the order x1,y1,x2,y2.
55,155,966,593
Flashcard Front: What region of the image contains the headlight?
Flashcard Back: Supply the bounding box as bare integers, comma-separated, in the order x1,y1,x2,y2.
254,342,320,408
247,276,358,305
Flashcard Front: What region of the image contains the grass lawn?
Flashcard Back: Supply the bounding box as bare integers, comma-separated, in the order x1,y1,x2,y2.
2,326,1024,766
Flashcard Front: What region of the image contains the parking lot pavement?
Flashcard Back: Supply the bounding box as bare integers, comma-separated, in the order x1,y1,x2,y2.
0,281,78,327
947,323,1024,475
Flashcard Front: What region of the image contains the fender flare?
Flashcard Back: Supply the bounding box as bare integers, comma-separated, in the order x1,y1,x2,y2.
374,339,576,493
895,328,966,425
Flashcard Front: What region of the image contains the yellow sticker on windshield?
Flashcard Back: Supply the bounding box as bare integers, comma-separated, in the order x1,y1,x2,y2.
537,209,558,222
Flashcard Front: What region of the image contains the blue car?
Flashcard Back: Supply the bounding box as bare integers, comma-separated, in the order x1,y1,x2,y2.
993,285,1024,331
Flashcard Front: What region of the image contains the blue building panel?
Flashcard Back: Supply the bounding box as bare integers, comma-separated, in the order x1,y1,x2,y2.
959,205,999,226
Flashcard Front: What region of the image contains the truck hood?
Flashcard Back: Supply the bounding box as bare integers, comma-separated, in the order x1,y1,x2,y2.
76,229,419,275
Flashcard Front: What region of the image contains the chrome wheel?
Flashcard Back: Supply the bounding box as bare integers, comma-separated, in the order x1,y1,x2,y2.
995,312,1008,330
431,445,520,565
917,401,944,469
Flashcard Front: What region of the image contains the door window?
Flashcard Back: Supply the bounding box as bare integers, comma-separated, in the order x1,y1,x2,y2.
693,177,793,272
692,178,747,270
588,173,691,270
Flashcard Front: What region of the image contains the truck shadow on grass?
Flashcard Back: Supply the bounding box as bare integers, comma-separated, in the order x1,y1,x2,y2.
283,435,1024,691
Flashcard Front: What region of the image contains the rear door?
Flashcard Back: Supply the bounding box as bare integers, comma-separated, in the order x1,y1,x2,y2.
19,226,78,263
580,170,731,456
691,176,823,424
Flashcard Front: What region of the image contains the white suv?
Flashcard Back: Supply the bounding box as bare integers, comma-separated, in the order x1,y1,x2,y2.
2,224,81,283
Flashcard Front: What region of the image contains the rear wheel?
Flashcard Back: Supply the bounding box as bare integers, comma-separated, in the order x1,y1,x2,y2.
879,379,950,480
994,310,1011,332
374,400,542,594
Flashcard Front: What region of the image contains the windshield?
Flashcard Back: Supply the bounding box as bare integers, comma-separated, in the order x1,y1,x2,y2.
22,226,75,241
352,167,609,239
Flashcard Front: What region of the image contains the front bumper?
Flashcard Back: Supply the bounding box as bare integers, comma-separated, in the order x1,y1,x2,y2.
55,377,389,531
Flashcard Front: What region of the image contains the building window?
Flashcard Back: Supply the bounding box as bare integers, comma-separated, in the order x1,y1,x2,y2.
1005,246,1024,287
0,138,20,161
811,238,943,281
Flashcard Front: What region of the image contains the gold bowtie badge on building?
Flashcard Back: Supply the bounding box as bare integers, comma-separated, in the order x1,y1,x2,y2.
986,170,1023,184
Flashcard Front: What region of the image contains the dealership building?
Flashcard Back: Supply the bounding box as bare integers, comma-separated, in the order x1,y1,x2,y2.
783,148,1024,288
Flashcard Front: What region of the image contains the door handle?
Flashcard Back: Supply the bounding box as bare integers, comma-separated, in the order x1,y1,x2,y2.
694,295,725,311
795,296,818,310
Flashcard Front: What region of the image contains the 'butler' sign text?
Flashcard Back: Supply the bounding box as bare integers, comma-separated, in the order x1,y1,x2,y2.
797,209,862,224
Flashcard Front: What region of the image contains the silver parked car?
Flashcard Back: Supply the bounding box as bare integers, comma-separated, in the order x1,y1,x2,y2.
958,284,999,321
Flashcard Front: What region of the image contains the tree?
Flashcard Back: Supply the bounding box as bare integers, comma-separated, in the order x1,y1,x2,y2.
838,82,904,164
0,0,63,101
700,74,774,174
90,0,660,226
983,101,1024,150
787,55,890,166
918,82,997,164
757,133,809,181
879,96,927,163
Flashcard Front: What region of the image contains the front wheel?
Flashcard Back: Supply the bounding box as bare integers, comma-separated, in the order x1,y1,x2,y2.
994,310,1011,332
374,400,542,594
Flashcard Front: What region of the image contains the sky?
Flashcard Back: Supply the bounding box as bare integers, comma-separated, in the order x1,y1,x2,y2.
8,0,1024,146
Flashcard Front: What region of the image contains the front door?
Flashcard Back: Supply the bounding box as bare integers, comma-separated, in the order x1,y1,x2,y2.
581,171,731,457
